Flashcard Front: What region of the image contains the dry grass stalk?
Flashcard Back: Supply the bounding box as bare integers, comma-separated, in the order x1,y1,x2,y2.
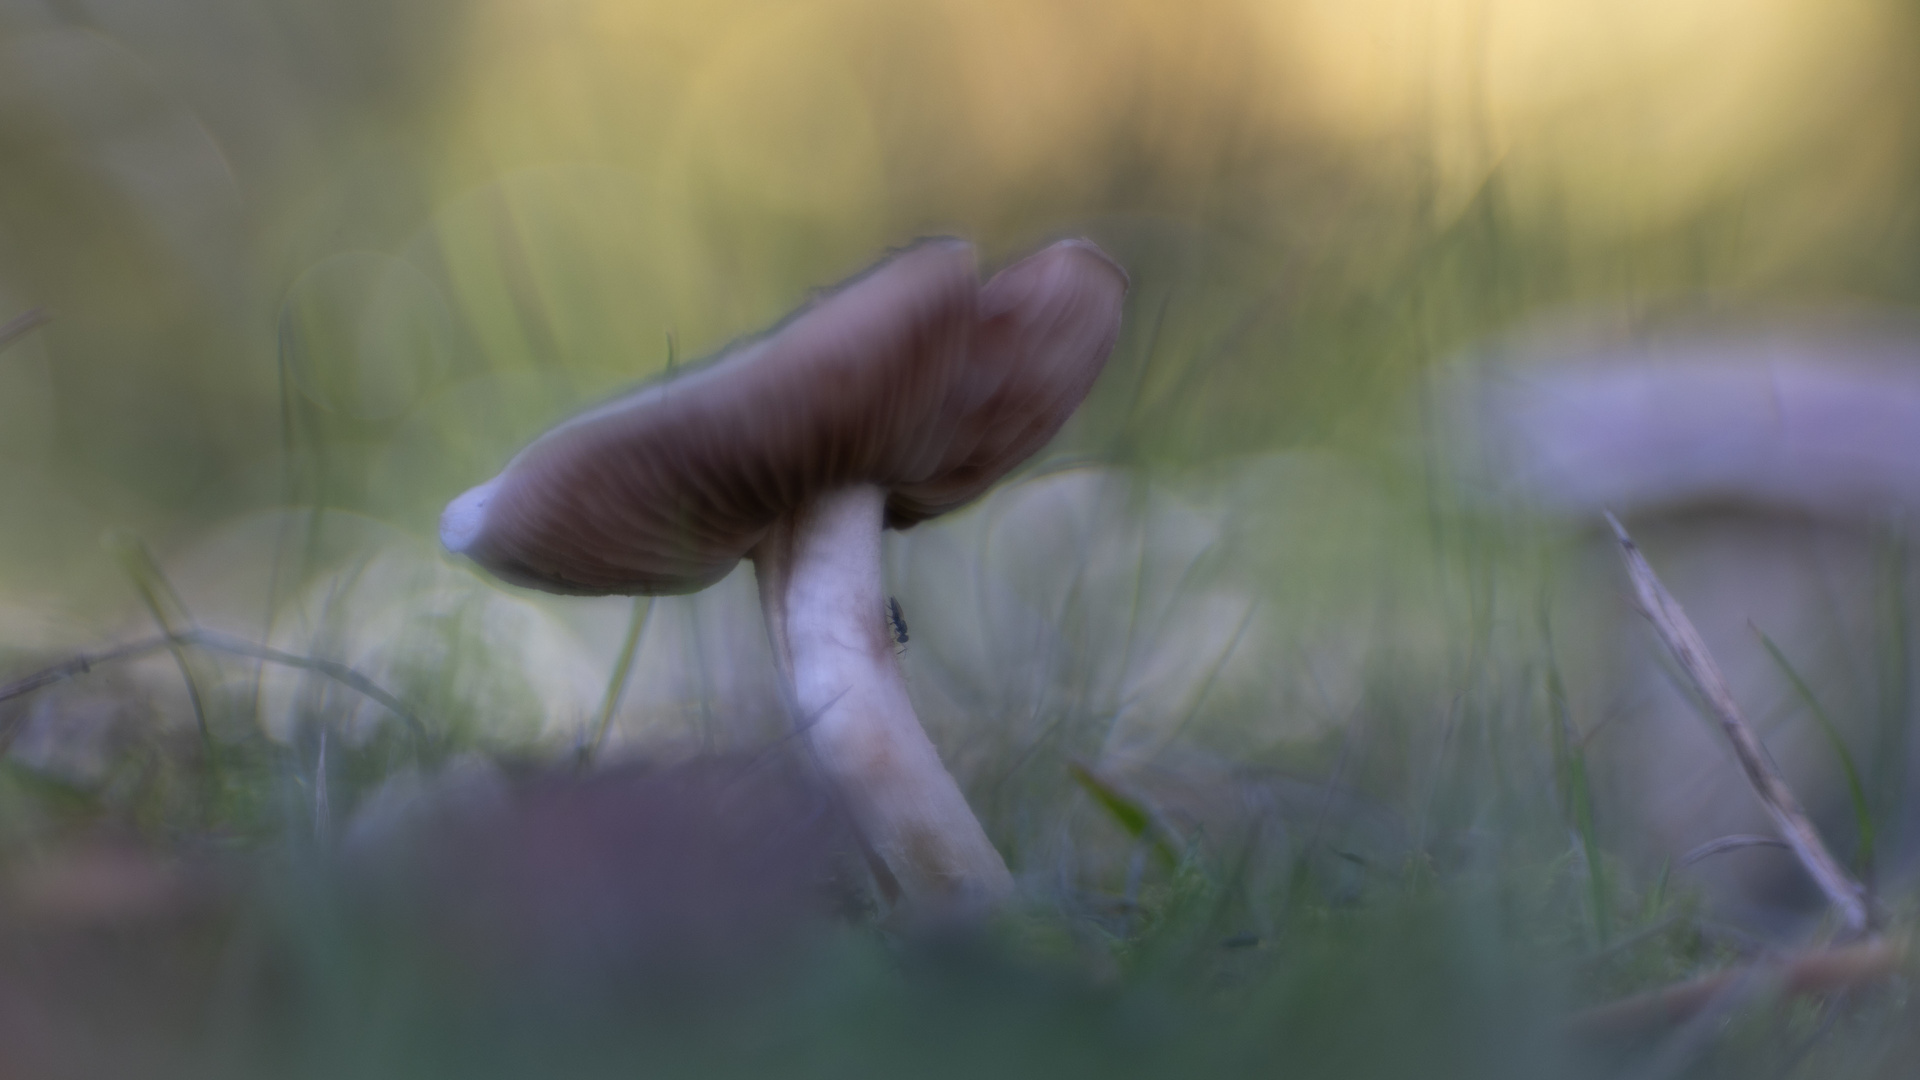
1568,937,1905,1041
0,629,426,739
1605,512,1872,936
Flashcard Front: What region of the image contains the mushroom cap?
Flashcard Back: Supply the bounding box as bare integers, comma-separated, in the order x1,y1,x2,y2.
442,237,1127,596
887,238,1128,526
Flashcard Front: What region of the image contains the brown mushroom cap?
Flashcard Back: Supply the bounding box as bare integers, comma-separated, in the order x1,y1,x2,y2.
888,238,1128,526
442,237,1126,595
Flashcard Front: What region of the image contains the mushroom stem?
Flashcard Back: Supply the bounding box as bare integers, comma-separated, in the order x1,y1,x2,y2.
752,484,1014,908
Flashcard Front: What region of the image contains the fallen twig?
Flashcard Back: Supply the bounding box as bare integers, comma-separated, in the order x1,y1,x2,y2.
1567,938,1905,1041
1606,512,1873,936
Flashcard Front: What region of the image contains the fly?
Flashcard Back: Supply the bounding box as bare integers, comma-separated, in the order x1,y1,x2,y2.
886,596,909,648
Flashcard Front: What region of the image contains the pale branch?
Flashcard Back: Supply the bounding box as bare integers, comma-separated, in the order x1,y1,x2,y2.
1605,512,1872,936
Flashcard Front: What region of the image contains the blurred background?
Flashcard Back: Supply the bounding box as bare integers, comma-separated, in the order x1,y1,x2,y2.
6,0,1920,862
6,0,1920,1072
5,0,1914,584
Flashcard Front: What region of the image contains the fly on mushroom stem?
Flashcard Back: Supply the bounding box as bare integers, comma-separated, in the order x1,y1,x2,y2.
886,597,909,649
441,236,1127,915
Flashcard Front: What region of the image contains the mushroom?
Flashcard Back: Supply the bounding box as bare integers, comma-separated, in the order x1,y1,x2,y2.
440,237,1127,910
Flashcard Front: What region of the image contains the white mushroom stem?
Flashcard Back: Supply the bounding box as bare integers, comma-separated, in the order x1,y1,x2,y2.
751,484,1015,908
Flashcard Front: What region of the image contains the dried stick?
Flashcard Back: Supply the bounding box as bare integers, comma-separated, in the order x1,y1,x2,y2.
1567,938,1904,1041
1605,512,1872,935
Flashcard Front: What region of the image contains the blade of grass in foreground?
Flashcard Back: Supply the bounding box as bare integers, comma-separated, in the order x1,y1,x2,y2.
106,531,220,776
584,596,651,764
1067,758,1181,870
1542,601,1609,945
1753,624,1875,876
1873,529,1911,855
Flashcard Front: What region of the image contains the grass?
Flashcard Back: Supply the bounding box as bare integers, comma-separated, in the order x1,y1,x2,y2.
0,496,1913,1080
9,266,1919,1074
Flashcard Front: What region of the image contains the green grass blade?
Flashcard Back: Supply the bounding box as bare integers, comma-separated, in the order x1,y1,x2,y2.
105,530,220,778
1068,759,1180,870
1753,624,1875,872
1540,601,1608,945
583,596,651,764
